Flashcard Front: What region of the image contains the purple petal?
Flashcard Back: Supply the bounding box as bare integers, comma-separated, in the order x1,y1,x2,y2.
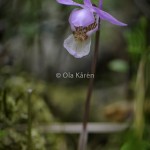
93,7,127,26
56,0,83,7
84,0,92,7
69,8,95,27
64,34,91,58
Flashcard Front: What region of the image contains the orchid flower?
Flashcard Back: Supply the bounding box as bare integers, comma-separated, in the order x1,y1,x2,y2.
57,0,127,58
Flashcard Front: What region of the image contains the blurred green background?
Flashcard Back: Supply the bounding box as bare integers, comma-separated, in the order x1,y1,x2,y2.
0,0,150,149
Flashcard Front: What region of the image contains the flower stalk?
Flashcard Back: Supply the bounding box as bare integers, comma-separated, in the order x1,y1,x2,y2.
78,18,100,150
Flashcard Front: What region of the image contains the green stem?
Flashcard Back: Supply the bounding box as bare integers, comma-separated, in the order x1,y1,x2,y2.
134,56,145,139
27,89,33,150
3,88,9,119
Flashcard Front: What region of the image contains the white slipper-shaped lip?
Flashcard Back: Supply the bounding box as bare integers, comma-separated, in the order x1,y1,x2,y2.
64,34,91,58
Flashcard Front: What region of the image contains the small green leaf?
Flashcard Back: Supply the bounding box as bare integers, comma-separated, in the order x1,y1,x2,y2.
121,140,150,150
121,131,150,150
108,59,128,73
0,130,7,138
125,17,147,57
74,0,99,5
